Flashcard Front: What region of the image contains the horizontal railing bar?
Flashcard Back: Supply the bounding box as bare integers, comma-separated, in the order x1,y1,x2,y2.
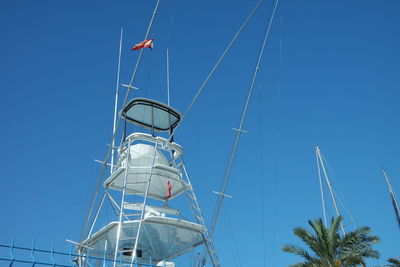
0,243,72,256
0,256,156,267
0,243,157,266
0,257,72,267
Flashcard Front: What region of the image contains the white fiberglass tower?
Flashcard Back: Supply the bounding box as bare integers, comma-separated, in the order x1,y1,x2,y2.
79,98,219,266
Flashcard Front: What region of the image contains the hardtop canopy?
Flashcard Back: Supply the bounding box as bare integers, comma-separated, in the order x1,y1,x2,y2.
121,98,181,132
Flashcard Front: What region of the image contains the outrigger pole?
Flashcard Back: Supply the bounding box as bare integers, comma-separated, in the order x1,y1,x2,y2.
199,0,280,265
382,168,400,229
111,28,123,174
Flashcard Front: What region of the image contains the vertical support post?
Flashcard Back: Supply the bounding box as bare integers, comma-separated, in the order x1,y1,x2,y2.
129,140,159,266
102,240,107,267
151,105,155,137
50,242,56,267
9,236,15,267
30,239,36,267
86,249,93,267
113,138,132,267
69,245,74,266
315,146,345,235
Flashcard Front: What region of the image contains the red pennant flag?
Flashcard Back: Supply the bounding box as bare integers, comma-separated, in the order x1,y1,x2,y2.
131,38,154,51
166,180,172,198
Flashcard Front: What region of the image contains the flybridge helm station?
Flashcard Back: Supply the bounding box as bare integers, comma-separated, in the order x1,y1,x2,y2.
78,98,220,266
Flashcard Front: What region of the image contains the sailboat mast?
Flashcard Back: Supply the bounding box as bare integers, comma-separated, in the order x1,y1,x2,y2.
382,168,399,206
315,146,327,227
315,146,345,235
382,168,400,227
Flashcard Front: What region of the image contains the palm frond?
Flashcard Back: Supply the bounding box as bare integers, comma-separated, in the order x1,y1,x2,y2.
387,257,400,267
282,217,380,267
282,244,316,262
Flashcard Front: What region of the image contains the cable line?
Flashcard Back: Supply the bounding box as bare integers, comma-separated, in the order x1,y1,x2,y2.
271,16,283,267
257,81,266,267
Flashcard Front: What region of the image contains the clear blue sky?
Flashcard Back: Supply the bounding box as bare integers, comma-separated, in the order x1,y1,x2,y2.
0,0,399,266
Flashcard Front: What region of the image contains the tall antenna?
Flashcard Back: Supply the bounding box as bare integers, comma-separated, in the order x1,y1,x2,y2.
315,146,345,235
382,168,400,229
111,28,123,174
166,48,171,106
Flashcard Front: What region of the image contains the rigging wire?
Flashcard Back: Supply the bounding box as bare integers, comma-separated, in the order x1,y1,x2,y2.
319,149,357,228
316,147,346,235
257,82,266,267
79,0,161,243
271,16,284,267
168,0,265,143
333,186,358,229
224,209,243,267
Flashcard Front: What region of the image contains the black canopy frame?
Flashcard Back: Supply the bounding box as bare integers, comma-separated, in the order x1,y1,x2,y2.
121,98,181,133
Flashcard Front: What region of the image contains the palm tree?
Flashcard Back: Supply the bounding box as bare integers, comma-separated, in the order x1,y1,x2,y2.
387,257,400,267
282,216,380,267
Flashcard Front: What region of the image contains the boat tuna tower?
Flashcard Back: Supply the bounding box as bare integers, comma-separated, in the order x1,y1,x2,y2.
78,98,219,266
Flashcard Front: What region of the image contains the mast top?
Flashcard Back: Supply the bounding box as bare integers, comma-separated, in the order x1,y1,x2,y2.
121,98,181,133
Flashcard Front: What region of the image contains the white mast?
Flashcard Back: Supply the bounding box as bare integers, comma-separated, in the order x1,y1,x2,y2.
382,168,400,226
111,28,123,174
315,146,327,227
315,146,345,235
